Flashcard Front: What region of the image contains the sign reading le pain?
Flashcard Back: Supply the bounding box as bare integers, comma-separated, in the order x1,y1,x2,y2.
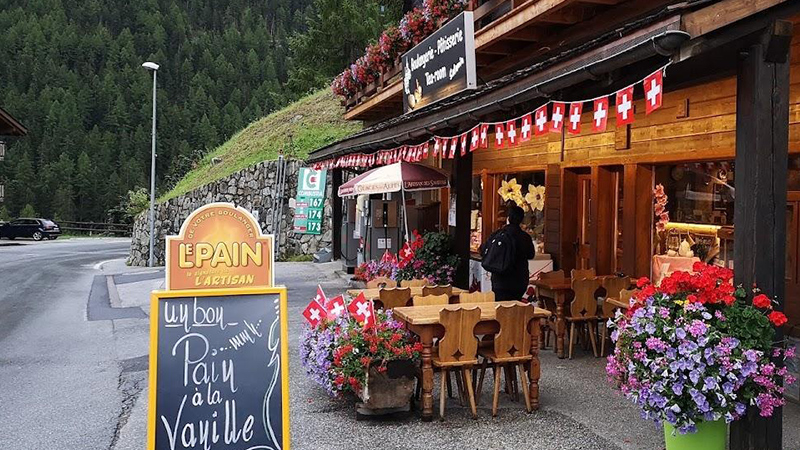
149,202,290,450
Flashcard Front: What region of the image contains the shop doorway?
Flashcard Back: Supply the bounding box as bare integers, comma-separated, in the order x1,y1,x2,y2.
576,173,592,270
786,192,800,335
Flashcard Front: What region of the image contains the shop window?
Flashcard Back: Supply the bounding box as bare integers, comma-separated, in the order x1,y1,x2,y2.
494,171,546,249
470,175,482,254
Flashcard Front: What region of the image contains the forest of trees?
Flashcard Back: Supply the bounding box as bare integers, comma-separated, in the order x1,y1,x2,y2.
0,0,403,222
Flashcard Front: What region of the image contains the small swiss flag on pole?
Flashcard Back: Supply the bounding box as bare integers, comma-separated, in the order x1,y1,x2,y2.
302,299,327,327
643,69,663,115
347,293,376,329
326,295,347,319
534,105,549,136
495,123,506,149
568,102,583,135
479,124,489,149
592,97,609,132
520,114,532,142
615,85,635,126
550,102,565,133
314,285,327,306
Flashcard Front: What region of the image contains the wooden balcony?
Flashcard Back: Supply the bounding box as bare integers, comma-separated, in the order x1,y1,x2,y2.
343,0,672,123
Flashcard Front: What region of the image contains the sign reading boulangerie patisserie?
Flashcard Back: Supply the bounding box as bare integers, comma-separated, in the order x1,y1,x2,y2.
149,202,290,450
402,11,476,113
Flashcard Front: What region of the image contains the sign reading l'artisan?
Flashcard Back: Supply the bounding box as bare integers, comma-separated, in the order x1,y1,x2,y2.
402,11,476,113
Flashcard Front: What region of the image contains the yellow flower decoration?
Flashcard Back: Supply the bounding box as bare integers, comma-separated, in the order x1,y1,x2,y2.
511,191,528,211
497,178,522,202
525,184,546,212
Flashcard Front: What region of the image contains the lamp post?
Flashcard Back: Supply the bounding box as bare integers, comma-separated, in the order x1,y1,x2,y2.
142,61,159,267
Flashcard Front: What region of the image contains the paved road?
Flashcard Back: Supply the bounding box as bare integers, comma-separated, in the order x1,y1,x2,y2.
0,238,131,450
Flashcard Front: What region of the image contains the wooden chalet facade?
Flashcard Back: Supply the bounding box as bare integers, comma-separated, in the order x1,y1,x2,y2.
0,106,28,204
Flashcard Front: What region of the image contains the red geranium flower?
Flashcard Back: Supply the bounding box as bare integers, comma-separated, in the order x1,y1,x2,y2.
636,277,650,288
753,294,772,309
768,311,788,327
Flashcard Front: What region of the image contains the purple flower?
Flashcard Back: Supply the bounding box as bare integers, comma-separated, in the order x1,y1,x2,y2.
687,320,707,337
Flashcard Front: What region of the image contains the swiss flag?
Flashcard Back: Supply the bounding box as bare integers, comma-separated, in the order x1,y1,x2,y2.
520,114,532,142
470,127,480,152
449,137,458,159
348,293,376,328
550,102,565,133
615,85,635,126
643,69,663,115
433,138,441,157
460,133,468,156
592,97,609,132
568,102,583,135
534,105,549,136
314,285,327,306
479,124,490,148
302,299,327,327
325,295,347,319
422,142,429,159
494,123,506,149
506,120,518,146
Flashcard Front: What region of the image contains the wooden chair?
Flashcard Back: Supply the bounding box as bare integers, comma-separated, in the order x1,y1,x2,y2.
476,304,534,416
412,294,449,307
535,270,564,349
423,284,452,297
600,288,637,357
570,268,596,281
458,291,495,303
434,307,481,419
378,287,411,310
400,278,429,287
568,277,602,359
366,276,397,289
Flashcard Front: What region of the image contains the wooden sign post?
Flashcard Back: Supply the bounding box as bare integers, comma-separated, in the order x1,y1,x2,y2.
148,202,290,450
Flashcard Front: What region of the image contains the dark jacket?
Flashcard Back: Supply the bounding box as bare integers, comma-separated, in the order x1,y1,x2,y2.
487,223,535,300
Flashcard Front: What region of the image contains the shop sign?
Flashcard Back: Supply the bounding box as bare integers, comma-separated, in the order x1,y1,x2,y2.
402,11,476,113
294,168,327,235
149,202,290,450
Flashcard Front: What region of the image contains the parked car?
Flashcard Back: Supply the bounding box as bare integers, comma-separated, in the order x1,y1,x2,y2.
0,218,61,241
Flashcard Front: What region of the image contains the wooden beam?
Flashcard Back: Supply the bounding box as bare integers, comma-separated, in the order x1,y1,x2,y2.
506,26,554,41
681,0,788,38
578,0,623,4
729,24,790,450
343,81,402,121
475,0,577,49
451,152,474,288
538,5,596,25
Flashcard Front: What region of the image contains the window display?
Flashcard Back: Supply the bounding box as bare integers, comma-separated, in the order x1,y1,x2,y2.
495,172,545,250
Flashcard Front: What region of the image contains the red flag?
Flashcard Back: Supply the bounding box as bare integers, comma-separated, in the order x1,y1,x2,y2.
615,85,635,126
592,97,609,132
494,123,506,149
568,102,583,135
643,69,663,115
460,133,468,156
449,137,458,159
550,102,565,133
302,299,327,327
470,127,480,151
422,142,429,159
326,295,347,319
479,124,489,148
520,114,532,142
506,120,518,146
433,138,441,157
348,293,376,328
314,285,327,306
534,105,549,136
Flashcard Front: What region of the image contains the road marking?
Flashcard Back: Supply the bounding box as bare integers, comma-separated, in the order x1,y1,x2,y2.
94,258,124,270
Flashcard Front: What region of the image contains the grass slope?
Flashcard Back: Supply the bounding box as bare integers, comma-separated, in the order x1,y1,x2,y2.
162,90,360,201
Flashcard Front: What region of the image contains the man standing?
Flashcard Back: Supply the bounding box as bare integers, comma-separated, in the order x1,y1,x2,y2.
481,205,536,301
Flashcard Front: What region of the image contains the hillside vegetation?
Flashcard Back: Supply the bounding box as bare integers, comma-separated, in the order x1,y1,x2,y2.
162,90,361,201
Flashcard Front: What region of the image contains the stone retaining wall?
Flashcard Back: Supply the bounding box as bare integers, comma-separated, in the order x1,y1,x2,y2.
127,158,333,266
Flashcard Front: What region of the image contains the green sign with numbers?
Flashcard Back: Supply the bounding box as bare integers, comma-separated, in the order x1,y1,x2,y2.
294,168,326,235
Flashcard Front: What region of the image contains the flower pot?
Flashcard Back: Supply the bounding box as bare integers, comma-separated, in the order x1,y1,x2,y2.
356,359,417,416
664,420,726,450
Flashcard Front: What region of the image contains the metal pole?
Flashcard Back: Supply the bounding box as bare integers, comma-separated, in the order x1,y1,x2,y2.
148,70,157,267
401,187,410,243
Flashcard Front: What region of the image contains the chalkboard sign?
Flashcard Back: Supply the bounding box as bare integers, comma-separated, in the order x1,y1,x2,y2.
148,287,289,450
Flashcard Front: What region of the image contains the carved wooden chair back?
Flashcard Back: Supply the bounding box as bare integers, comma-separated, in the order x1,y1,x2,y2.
536,270,565,311
378,287,411,310
412,294,449,307
570,277,601,319
437,307,481,365
571,268,596,281
619,289,637,305
423,284,452,297
400,278,429,288
458,291,495,303
492,304,534,359
367,276,397,289
602,276,630,300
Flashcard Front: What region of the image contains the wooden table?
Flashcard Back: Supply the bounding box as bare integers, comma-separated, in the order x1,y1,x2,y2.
393,301,550,421
346,286,467,301
531,277,635,359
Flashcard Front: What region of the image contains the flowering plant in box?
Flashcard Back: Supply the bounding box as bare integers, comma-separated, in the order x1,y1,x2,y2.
607,262,795,434
354,256,398,282
395,231,459,285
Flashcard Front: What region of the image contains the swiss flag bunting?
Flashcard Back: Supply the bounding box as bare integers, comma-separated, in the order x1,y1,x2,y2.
347,293,376,329
643,69,663,115
470,127,480,151
568,102,583,135
506,120,518,146
615,85,635,126
479,124,489,148
302,299,327,327
551,102,565,133
460,133,468,156
592,97,609,132
534,105,549,136
433,138,441,157
449,137,458,159
494,123,506,149
520,114,532,142
422,142,429,158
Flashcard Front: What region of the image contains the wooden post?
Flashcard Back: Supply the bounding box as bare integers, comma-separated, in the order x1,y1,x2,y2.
730,21,791,450
622,164,654,278
332,168,343,261
452,151,473,289
593,166,616,275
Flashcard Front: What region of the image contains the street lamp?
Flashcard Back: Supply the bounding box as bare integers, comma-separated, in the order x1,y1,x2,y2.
142,61,159,267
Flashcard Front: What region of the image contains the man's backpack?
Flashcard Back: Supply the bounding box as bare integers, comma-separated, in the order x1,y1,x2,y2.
481,228,516,274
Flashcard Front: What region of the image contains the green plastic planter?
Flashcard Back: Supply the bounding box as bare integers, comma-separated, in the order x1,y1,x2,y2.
664,420,726,450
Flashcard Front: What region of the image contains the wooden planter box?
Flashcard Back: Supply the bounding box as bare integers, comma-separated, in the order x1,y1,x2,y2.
356,359,417,417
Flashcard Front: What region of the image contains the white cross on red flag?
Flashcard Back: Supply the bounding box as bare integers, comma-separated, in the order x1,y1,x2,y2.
302,299,327,327
615,85,635,126
494,123,506,149
506,120,518,146
314,285,327,306
347,293,376,329
422,142,429,159
520,114,532,142
534,105,549,136
433,138,441,156
326,295,347,319
460,133,468,156
551,102,565,133
592,97,609,132
449,137,458,159
479,124,489,148
470,127,480,151
568,102,583,135
643,69,663,115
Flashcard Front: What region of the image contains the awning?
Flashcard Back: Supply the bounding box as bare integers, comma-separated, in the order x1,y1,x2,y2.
337,162,449,197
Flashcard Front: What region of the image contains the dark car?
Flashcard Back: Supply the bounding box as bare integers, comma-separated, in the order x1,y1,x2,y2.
0,218,61,241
